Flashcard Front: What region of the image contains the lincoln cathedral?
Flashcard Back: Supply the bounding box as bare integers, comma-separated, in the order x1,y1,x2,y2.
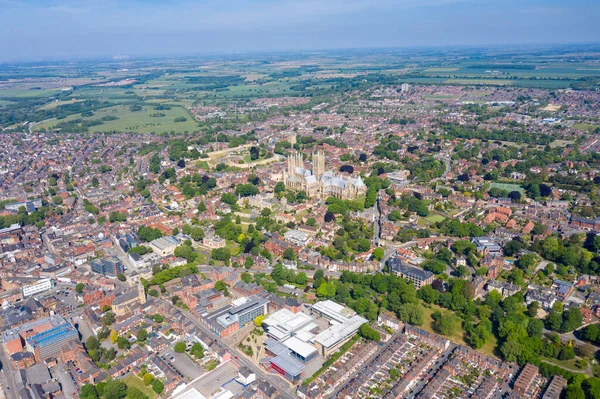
283,151,366,200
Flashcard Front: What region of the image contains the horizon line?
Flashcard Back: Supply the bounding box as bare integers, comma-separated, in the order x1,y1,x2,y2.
1,41,600,65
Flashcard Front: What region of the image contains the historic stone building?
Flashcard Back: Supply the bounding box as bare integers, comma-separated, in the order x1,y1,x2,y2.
112,282,147,317
283,151,366,200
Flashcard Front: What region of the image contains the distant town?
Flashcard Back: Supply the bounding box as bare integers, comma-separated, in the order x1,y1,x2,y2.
0,46,600,399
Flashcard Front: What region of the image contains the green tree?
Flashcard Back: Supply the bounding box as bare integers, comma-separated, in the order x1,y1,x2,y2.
295,272,308,285
317,282,336,298
86,336,100,351
422,259,447,274
503,240,522,256
103,379,128,399
418,285,440,304
546,302,564,331
190,226,205,241
565,385,585,399
517,253,538,270
174,244,199,263
152,380,164,394
80,384,99,399
136,328,148,342
431,311,457,336
102,312,115,327
190,342,205,358
75,282,85,293
372,247,384,261
221,193,237,206
235,183,259,197
211,247,230,263
117,336,131,350
274,182,285,195
283,247,296,261
358,323,381,342
396,303,424,326
126,387,148,399
143,373,155,386
561,307,583,333
174,341,187,353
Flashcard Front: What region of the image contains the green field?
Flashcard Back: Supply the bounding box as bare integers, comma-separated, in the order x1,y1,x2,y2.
0,88,63,98
35,104,198,134
421,305,469,348
489,182,524,195
123,375,158,399
425,215,446,223
573,123,599,132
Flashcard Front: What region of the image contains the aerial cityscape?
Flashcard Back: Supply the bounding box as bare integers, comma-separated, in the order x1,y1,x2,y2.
1,1,600,399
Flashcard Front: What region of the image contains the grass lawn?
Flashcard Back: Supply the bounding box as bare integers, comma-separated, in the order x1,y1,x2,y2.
425,215,446,223
489,182,524,196
573,123,598,132
541,357,587,373
196,252,208,264
417,217,430,227
35,104,198,134
225,240,241,257
421,304,469,348
123,375,158,399
479,334,498,358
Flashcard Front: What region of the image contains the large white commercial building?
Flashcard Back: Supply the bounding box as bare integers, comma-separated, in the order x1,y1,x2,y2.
313,315,367,357
22,278,54,298
311,299,356,324
262,308,317,341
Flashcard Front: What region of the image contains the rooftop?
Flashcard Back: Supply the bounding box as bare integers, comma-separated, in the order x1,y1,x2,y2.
313,315,367,348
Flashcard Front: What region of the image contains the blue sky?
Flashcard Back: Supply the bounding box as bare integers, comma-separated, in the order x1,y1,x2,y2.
0,0,599,61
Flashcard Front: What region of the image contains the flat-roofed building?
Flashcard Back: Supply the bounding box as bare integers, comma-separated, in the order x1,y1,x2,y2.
283,336,318,363
207,296,269,338
284,230,310,246
90,257,124,277
149,236,180,257
22,278,54,298
25,321,78,361
263,308,315,341
313,315,367,357
270,351,304,382
311,300,356,324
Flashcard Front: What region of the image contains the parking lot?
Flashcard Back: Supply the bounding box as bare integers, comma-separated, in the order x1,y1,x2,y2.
159,349,204,380
193,361,238,397
158,341,204,380
52,364,79,398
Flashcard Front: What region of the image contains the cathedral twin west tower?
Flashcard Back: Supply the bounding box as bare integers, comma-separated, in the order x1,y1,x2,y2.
283,150,366,200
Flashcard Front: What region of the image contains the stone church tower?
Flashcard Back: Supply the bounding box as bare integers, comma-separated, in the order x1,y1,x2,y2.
313,150,325,179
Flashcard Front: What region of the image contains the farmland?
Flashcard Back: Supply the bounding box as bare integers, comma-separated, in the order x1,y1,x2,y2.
35,104,197,134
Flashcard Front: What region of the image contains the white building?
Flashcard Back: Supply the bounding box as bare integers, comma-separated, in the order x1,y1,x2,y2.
284,230,309,246
149,236,180,257
22,278,54,297
236,366,256,385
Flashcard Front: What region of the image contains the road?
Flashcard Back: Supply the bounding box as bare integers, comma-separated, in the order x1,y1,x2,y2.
547,322,600,350
162,301,296,399
0,345,19,398
374,194,383,247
